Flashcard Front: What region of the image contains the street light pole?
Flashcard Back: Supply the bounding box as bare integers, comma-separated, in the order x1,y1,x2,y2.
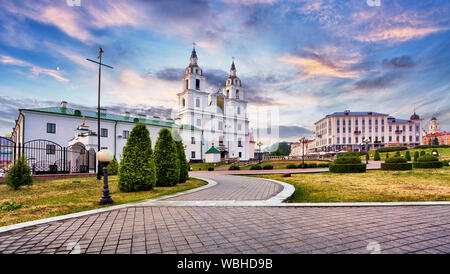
86,47,113,180
300,136,307,168
363,137,370,164
257,141,263,164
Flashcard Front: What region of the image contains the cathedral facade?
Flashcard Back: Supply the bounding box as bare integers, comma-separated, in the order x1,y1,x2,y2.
176,47,250,162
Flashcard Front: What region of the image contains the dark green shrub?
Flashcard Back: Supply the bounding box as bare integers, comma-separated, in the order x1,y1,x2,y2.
286,164,297,169
154,128,180,186
6,157,33,190
386,153,389,159
405,151,411,161
317,163,330,167
175,140,189,183
374,151,381,161
262,165,273,170
415,145,449,149
420,151,426,156
381,156,412,170
250,164,262,170
309,163,317,168
207,167,214,171
72,180,81,184
229,165,240,170
413,151,419,161
108,156,119,175
329,163,366,173
376,147,407,152
119,124,156,192
413,154,443,169
441,160,450,167
395,151,401,157
330,155,366,173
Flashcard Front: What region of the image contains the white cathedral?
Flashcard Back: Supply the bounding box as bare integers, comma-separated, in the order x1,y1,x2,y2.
11,47,252,174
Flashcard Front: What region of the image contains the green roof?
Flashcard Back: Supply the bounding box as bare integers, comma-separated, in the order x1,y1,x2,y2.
21,107,181,128
205,146,220,154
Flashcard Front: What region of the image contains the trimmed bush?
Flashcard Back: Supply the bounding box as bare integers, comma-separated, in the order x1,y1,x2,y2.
154,128,180,186
6,157,33,190
413,151,419,161
329,155,366,173
309,163,317,168
176,142,189,183
317,163,330,167
381,156,412,170
250,164,262,170
207,167,214,171
386,153,389,159
413,154,443,169
395,151,401,157
286,164,297,169
108,156,119,175
229,165,240,170
441,160,450,167
415,145,449,149
420,151,426,156
374,151,381,161
376,147,407,152
405,151,411,161
119,124,156,192
262,165,274,170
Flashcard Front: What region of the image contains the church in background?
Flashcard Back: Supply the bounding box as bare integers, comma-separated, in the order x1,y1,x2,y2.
422,116,449,145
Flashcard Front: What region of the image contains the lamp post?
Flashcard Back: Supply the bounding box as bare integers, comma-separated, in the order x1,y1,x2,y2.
363,137,370,164
299,136,307,168
97,149,114,205
257,141,263,164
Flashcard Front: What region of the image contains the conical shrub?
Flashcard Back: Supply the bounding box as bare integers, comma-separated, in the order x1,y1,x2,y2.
154,128,180,186
118,124,156,192
6,156,33,190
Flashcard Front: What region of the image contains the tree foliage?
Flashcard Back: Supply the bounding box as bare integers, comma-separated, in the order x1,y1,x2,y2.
108,156,119,175
6,157,33,190
154,128,180,186
118,124,156,192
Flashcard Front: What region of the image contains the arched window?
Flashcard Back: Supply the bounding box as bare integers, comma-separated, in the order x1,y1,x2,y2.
185,79,189,90
236,90,240,99
196,98,200,108
182,98,185,107
226,90,229,98
196,79,200,90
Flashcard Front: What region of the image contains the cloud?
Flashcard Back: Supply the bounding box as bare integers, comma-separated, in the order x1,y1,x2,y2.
382,55,415,69
352,73,401,91
355,26,447,43
0,55,69,83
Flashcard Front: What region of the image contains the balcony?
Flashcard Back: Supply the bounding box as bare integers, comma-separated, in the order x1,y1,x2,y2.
353,130,361,135
395,130,403,134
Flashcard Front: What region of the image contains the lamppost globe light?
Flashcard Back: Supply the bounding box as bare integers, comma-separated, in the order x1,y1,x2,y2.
97,149,113,163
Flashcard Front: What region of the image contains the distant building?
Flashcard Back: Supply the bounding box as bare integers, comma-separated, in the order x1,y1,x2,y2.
422,131,450,145
313,110,423,152
290,139,314,156
428,117,441,134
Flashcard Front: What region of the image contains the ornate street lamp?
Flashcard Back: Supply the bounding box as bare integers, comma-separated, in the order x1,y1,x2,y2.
299,136,307,168
257,141,263,164
97,149,114,205
363,137,371,164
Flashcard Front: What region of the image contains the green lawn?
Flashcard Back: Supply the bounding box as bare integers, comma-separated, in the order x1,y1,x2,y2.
363,147,450,160
0,176,206,227
251,167,450,203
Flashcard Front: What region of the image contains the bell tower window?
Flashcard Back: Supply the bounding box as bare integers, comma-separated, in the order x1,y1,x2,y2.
182,98,185,107
236,90,240,99
226,90,229,98
185,79,189,90
196,79,200,90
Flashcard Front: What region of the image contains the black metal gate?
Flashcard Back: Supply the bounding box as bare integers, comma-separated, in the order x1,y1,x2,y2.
0,136,16,176
23,139,65,174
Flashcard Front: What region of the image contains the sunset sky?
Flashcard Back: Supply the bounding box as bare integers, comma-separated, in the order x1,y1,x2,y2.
0,0,449,140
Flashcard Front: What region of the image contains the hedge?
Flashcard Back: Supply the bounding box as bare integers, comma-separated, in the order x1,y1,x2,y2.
207,167,214,171
376,147,407,152
154,128,180,186
286,164,297,169
415,145,450,149
329,163,367,173
229,165,240,170
262,165,274,170
381,157,412,170
412,154,443,169
333,156,362,164
250,165,262,170
405,151,411,161
374,151,381,161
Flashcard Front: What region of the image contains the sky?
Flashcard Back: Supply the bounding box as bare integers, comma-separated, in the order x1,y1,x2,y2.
0,0,449,142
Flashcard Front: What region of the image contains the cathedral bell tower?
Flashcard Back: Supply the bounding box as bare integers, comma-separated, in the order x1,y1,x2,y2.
223,58,244,101
182,45,205,93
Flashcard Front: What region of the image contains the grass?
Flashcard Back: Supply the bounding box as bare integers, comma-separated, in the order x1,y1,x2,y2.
363,147,450,160
250,167,450,203
0,176,206,227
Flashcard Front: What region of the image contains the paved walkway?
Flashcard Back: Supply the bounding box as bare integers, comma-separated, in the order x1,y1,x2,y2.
0,173,449,254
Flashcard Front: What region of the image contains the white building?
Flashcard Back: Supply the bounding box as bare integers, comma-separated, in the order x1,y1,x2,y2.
10,47,251,172
313,110,423,152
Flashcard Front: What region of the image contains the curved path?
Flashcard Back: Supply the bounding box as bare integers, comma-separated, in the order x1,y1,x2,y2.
0,174,449,254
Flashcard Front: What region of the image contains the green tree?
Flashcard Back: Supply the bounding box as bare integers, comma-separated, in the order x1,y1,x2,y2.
172,129,189,183
386,153,389,159
413,151,419,161
154,128,180,186
395,151,401,157
108,156,119,175
118,124,156,192
432,137,439,145
374,151,381,161
6,157,33,190
420,151,426,156
405,151,411,161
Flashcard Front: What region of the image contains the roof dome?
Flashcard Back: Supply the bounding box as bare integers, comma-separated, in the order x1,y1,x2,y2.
410,112,420,120
431,116,437,121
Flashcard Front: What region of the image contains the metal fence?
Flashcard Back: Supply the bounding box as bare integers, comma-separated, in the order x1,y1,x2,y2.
0,137,95,176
